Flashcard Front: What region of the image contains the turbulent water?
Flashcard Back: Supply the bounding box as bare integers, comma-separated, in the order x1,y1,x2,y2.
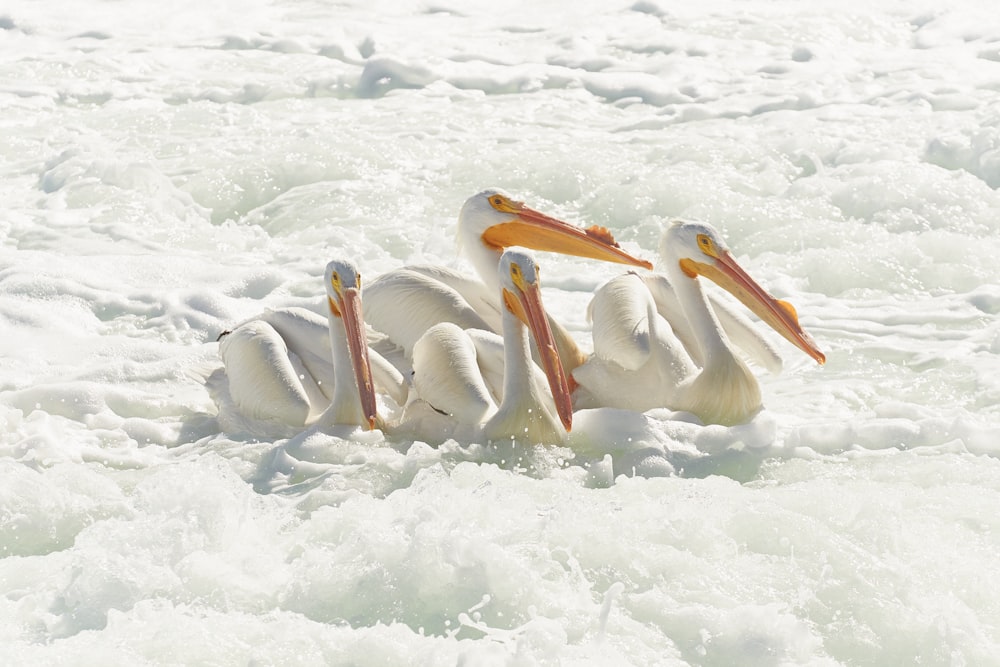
3,1,1000,664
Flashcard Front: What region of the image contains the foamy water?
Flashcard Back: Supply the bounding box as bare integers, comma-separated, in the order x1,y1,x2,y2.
2,1,1000,664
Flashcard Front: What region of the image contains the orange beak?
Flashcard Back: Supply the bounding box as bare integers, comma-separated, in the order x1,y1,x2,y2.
481,202,653,270
681,253,826,365
330,287,379,429
504,281,574,432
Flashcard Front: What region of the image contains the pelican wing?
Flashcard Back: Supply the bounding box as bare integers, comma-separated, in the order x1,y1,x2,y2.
577,274,698,412
218,320,314,426
572,336,687,412
406,265,503,332
411,322,497,424
588,273,655,371
258,307,337,400
363,269,493,356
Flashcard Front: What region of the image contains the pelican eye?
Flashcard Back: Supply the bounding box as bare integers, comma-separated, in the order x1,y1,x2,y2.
510,262,529,289
696,234,717,257
489,194,518,213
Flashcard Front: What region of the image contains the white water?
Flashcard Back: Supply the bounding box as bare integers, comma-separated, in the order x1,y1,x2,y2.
2,1,1000,664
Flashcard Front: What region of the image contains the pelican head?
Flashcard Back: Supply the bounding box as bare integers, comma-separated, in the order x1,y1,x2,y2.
497,247,574,432
458,189,653,286
324,259,379,429
661,220,826,365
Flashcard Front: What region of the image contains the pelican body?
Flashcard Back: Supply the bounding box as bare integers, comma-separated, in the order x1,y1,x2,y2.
213,260,405,432
408,248,573,445
573,220,825,426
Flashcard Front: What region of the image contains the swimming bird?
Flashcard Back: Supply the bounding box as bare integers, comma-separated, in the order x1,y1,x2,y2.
572,220,826,426
362,188,653,371
406,247,573,445
210,259,406,432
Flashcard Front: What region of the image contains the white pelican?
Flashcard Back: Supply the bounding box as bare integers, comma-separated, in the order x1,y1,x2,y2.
406,247,573,445
572,220,826,426
362,188,653,370
210,259,407,432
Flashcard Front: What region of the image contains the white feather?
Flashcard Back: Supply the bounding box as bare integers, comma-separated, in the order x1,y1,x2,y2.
642,273,784,373
402,249,568,446
574,220,824,425
256,307,337,400
588,272,654,371
363,269,492,357
411,322,497,424
217,320,314,426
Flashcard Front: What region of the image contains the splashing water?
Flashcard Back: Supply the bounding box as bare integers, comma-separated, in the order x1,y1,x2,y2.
2,0,1000,664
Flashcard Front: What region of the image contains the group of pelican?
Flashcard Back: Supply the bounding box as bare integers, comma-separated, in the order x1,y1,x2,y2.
211,188,825,447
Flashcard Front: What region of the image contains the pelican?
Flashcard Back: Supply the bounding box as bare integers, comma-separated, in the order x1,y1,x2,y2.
405,248,573,445
572,220,826,426
209,259,406,433
362,188,652,371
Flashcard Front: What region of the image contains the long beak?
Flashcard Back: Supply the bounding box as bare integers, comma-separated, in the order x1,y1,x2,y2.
504,282,574,432
332,287,379,429
684,253,827,365
482,204,653,270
